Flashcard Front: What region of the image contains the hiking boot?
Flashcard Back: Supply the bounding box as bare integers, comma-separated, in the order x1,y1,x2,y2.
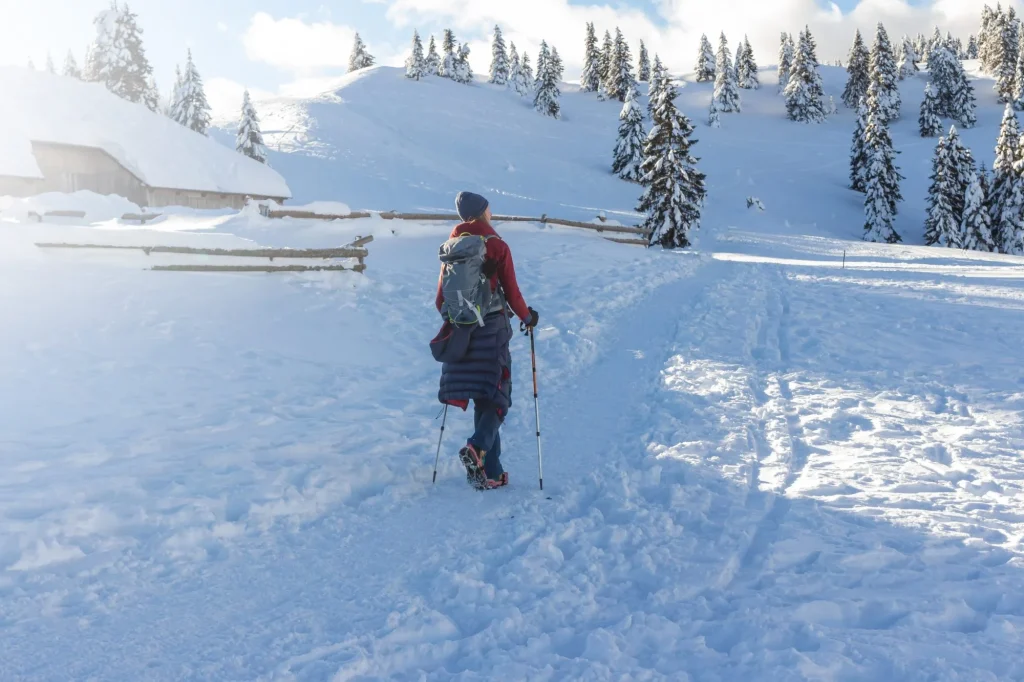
459,443,486,488
480,472,509,490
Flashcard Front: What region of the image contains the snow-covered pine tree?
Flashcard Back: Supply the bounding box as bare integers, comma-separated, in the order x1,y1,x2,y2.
62,50,81,79
534,43,547,91
534,41,561,118
599,30,614,98
349,33,375,72
605,28,633,102
950,59,979,129
696,34,716,83
406,31,426,80
945,125,975,226
638,41,651,82
489,25,509,85
87,3,158,110
778,32,794,92
869,23,901,122
734,40,745,81
842,29,870,108
167,65,183,121
648,54,665,120
995,10,1018,103
236,90,268,165
637,80,706,248
989,103,1021,248
850,97,870,192
981,4,997,72
786,27,827,123
714,33,741,113
919,81,943,137
1013,40,1024,111
708,95,721,128
924,134,961,247
426,35,441,75
862,102,903,243
508,43,528,96
45,52,55,73
551,46,564,83
962,166,996,251
177,49,212,135
439,30,457,79
966,34,979,60
581,23,602,92
737,36,759,89
612,82,646,181
455,43,473,84
929,45,976,126
521,52,534,87
897,35,919,80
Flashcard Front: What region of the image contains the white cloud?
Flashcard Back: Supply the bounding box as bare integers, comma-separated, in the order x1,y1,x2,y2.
243,12,358,70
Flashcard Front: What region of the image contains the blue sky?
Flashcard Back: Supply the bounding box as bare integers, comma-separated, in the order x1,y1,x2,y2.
4,0,991,115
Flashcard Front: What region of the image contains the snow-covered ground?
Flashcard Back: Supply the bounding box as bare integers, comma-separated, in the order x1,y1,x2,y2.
2,62,1024,680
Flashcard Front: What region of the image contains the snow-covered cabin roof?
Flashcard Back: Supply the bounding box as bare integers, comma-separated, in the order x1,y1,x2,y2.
0,67,291,199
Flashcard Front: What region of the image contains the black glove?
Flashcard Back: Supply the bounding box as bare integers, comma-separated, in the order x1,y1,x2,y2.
525,307,539,329
481,259,498,278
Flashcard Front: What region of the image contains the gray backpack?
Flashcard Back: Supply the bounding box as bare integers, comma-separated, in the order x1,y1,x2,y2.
438,234,503,326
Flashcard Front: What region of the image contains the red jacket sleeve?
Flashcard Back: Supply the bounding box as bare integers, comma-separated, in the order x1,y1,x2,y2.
494,240,530,322
435,269,444,313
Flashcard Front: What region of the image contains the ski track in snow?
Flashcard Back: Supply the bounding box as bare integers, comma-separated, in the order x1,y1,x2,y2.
3,212,1024,680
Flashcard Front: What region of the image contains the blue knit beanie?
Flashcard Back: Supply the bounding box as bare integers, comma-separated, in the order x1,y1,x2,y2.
455,191,489,221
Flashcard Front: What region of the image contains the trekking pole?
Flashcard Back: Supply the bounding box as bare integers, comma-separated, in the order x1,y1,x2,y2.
529,327,545,491
432,404,449,484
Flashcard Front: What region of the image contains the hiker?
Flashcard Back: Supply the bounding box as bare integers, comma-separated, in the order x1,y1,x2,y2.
431,191,538,490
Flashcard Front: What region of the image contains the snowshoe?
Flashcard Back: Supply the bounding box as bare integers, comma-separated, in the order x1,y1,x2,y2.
459,443,486,489
480,472,509,490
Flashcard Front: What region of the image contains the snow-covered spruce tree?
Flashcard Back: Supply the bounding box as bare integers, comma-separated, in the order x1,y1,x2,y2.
168,65,184,121
612,83,646,181
508,43,529,96
919,82,943,137
489,25,509,85
638,82,707,249
455,43,473,84
714,33,741,113
534,41,561,118
439,30,457,79
87,3,158,110
581,23,602,92
946,127,975,226
737,36,759,89
521,52,533,87
995,10,1018,103
897,35,919,80
1013,40,1024,111
534,43,547,91
1001,169,1024,255
605,28,634,102
708,95,721,128
696,34,716,83
870,23,901,122
962,167,996,251
349,33,375,72
981,4,997,72
551,46,564,83
648,54,666,120
989,103,1022,249
236,90,268,165
176,50,212,135
778,33,794,92
63,50,81,79
638,41,651,82
929,45,976,127
842,29,870,108
406,31,426,80
924,134,961,247
426,35,441,75
599,30,614,98
966,34,979,60
45,52,55,74
862,103,903,243
786,27,826,123
850,97,870,192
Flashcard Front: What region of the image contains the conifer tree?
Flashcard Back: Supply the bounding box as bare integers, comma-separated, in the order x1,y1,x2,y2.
174,50,211,135
842,29,870,108
489,25,509,85
455,43,473,84
236,90,268,164
534,41,561,118
778,32,794,92
850,98,870,192
638,41,651,82
637,81,706,248
1000,169,1024,254
786,27,826,123
27,58,35,70
989,103,1021,248
648,54,666,120
612,83,646,181
1013,41,1024,111
924,134,961,247
439,29,457,79
929,45,977,127
535,44,547,91
406,31,426,80
696,34,716,83
426,35,441,75
995,10,1018,102
581,23,602,92
737,36,759,89
897,36,919,80
508,43,529,96
714,33,741,113
168,65,184,120
45,52,55,74
87,3,158,110
966,34,979,60
62,50,81,79
599,30,614,98
349,33,375,72
870,23,901,122
708,95,721,128
521,52,534,86
862,100,903,243
604,28,634,102
962,166,996,251
919,81,943,137
981,4,997,72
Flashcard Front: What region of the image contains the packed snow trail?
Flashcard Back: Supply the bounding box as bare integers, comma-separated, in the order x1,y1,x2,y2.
2,216,1024,680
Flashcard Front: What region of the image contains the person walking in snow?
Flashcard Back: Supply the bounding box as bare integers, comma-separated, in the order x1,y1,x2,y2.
431,191,538,490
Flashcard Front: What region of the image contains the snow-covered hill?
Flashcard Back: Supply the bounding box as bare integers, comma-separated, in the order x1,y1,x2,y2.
215,63,1004,246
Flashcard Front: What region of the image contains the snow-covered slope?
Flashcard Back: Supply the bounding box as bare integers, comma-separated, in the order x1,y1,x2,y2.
1,67,291,198
215,63,1003,246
